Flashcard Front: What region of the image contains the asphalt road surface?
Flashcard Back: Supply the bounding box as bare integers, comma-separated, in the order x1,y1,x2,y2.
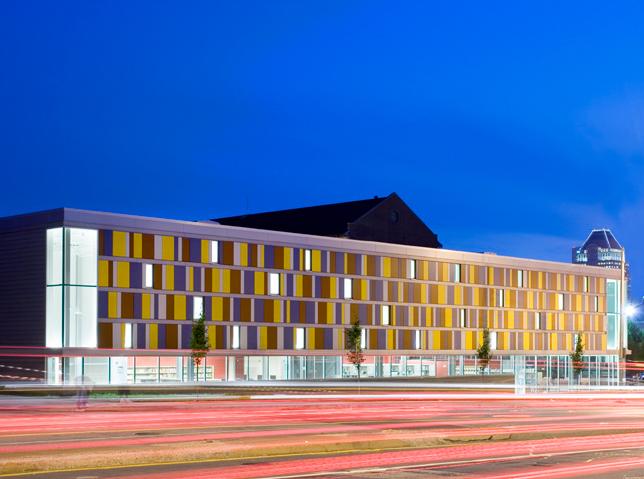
1,391,644,478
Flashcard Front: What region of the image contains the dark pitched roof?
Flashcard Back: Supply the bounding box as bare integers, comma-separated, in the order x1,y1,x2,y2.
580,229,623,250
213,196,386,237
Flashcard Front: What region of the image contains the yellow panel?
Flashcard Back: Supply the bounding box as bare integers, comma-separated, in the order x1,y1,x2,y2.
550,333,557,351
383,257,391,277
454,286,463,305
438,285,446,305
120,324,127,349
361,280,368,300
212,296,223,321
295,274,302,297
507,310,515,329
259,327,267,349
387,330,395,349
142,294,151,319
307,328,316,349
213,269,220,293
222,269,230,293
286,300,291,323
113,231,127,257
523,332,530,350
329,277,336,299
132,233,143,259
161,236,174,260
116,261,130,288
187,266,193,292
473,287,479,306
174,295,186,320
433,330,441,350
312,250,321,272
487,267,494,285
165,264,174,290
444,308,452,328
601,335,606,351
283,247,291,270
108,292,118,318
420,285,427,304
465,331,473,350
98,260,109,287
255,271,265,295
274,300,281,323
327,303,334,324
149,324,158,349
201,240,209,263
207,326,216,349
239,243,248,267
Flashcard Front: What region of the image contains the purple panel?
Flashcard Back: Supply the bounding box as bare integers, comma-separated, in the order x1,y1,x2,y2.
173,237,179,261
314,278,321,298
378,329,386,349
194,267,202,292
284,327,293,349
290,301,299,323
158,324,166,349
264,246,274,269
306,302,315,324
286,274,293,297
454,332,461,349
181,325,191,349
292,248,300,271
233,298,241,322
324,328,332,349
98,291,108,318
335,253,343,274
359,304,367,323
247,326,257,349
254,299,264,323
134,293,142,319
131,262,143,289
103,230,113,257
186,296,193,320
189,238,201,263
335,303,342,324
137,324,146,349
356,255,362,275
321,251,328,273
174,265,186,291
203,295,211,320
244,271,254,294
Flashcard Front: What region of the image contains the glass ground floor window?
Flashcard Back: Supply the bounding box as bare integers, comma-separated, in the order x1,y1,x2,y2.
44,353,622,387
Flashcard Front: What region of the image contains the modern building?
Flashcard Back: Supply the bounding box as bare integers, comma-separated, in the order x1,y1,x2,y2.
0,195,627,385
573,228,630,301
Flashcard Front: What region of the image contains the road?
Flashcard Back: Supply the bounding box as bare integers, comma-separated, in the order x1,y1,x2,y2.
1,391,644,478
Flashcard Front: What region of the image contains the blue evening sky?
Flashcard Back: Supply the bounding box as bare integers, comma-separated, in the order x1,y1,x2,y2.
2,2,644,298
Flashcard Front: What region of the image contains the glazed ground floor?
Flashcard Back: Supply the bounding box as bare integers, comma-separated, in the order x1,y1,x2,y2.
44,353,622,387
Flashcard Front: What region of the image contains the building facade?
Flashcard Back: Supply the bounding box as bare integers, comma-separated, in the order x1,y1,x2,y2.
0,206,627,385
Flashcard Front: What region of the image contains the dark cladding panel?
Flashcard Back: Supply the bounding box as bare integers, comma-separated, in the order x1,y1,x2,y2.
0,227,47,346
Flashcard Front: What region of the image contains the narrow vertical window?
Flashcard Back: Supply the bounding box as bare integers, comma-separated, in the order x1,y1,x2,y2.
490,331,498,350
594,295,599,312
460,309,466,328
583,276,589,293
557,293,564,310
304,249,312,271
295,327,305,350
124,323,132,349
454,264,462,283
193,296,204,320
343,278,353,299
232,326,240,349
497,289,505,307
360,330,367,349
269,272,280,295
210,240,219,263
535,312,541,330
409,259,416,279
382,305,391,325
144,263,153,288
517,270,523,288
415,330,421,350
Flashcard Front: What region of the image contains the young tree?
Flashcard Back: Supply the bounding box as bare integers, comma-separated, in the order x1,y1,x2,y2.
477,328,491,375
345,320,365,380
570,333,584,383
190,312,209,381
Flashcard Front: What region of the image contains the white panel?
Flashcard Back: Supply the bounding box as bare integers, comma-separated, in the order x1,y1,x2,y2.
65,228,98,286
210,240,219,263
343,278,352,299
193,296,204,320
269,273,280,295
65,286,97,348
46,228,63,285
46,286,63,348
295,328,305,350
